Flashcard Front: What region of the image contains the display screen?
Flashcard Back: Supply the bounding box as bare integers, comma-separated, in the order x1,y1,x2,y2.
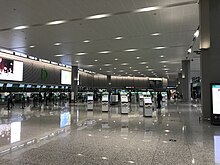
19,84,25,88
212,85,220,114
0,58,23,81
42,85,46,88
144,97,152,104
0,83,3,87
121,96,128,103
214,136,220,164
60,111,71,128
87,96,93,101
55,86,58,89
10,122,21,143
61,70,71,85
102,95,108,102
6,83,13,87
27,85,32,88
36,85,41,88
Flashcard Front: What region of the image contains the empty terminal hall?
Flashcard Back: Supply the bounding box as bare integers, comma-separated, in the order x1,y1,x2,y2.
0,0,220,165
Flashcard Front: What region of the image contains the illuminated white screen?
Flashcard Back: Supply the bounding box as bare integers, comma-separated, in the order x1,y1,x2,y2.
87,96,93,101
0,58,23,81
11,122,21,143
121,96,128,103
144,97,152,104
102,95,108,102
61,70,71,85
212,85,220,114
214,136,220,164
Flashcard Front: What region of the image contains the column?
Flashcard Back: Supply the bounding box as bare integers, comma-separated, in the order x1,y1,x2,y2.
107,75,111,92
71,66,78,102
200,0,220,119
182,60,191,102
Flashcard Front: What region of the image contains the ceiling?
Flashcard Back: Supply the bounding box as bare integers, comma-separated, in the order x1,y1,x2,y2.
0,0,199,79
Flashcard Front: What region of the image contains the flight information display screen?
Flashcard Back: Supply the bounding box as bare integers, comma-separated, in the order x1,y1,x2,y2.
0,57,23,81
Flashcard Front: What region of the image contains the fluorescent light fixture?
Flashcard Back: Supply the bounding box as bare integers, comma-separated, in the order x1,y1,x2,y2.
13,25,29,30
29,45,35,48
99,68,102,70
76,61,79,63
129,67,132,69
86,14,111,20
114,68,116,70
54,42,61,46
163,65,167,67
133,70,138,72
160,55,164,58
136,57,140,59
121,63,128,66
148,69,154,71
115,36,123,40
55,54,64,57
103,64,111,66
146,66,149,68
139,62,147,65
106,71,111,72
149,78,162,81
124,48,138,52
153,46,166,50
114,58,118,61
94,59,98,62
163,68,170,71
99,50,111,54
76,52,87,56
119,70,124,72
151,33,161,36
194,30,199,38
46,20,67,25
83,40,90,43
188,48,192,53
134,6,160,13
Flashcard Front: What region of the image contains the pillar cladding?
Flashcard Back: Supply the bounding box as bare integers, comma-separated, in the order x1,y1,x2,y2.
107,75,111,92
177,72,183,96
71,66,78,102
182,60,191,102
200,0,220,119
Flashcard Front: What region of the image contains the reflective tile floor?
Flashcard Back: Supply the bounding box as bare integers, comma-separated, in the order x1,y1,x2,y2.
0,101,219,165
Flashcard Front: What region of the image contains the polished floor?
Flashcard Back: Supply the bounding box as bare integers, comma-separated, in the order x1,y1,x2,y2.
0,101,219,165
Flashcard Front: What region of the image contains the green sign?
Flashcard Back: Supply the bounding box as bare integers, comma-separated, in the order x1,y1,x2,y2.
41,69,48,81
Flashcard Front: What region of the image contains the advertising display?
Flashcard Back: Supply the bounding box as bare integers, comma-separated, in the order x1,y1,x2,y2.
10,122,21,143
0,57,23,81
211,84,220,125
60,111,71,128
61,70,71,85
214,136,220,165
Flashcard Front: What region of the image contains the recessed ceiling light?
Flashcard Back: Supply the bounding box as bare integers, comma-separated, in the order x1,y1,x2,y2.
151,33,161,36
153,46,166,50
113,73,116,75
83,40,90,43
121,63,128,66
75,61,79,63
138,72,141,74
163,68,170,71
114,58,118,61
114,68,117,70
115,36,123,40
46,20,67,25
55,54,64,57
103,64,111,66
87,65,94,67
106,71,111,72
75,52,87,56
129,67,132,69
163,65,167,67
133,70,138,72
94,59,98,62
139,62,147,65
13,25,29,30
29,45,35,48
54,42,61,46
99,68,102,70
160,61,168,63
148,69,154,71
134,6,160,13
160,55,164,58
99,50,111,54
146,66,149,68
124,48,138,52
119,70,124,72
86,14,111,20
180,69,183,71
188,48,192,53
136,57,140,59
